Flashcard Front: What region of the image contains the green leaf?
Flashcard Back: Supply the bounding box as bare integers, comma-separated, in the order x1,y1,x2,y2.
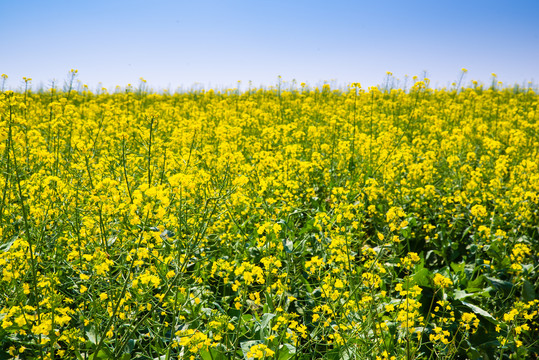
485,276,513,294
200,347,226,360
413,267,431,287
322,349,341,360
455,289,474,300
522,279,536,302
460,301,498,324
467,275,485,290
259,313,276,339
466,348,482,360
401,226,411,239
278,344,296,360
282,238,294,253
265,291,274,312
299,274,313,293
460,226,473,241
450,262,465,274
88,349,113,360
86,329,100,345
0,237,16,252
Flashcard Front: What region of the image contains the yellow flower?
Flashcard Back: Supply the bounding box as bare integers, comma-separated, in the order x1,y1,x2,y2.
334,279,344,289
247,344,275,359
460,312,479,332
503,309,518,322
106,326,114,338
433,273,453,289
470,205,487,218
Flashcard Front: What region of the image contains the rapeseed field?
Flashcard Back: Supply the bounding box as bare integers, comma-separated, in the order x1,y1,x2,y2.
0,73,538,359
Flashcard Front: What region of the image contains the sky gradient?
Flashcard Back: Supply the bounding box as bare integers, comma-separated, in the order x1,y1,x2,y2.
1,0,538,91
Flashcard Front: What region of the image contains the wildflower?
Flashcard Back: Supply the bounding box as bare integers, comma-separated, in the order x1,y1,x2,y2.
433,273,453,289
247,344,275,359
400,252,420,270
460,312,479,332
106,326,114,338
470,204,487,218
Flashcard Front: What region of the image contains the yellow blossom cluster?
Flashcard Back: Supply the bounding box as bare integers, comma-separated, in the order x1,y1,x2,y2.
0,78,537,359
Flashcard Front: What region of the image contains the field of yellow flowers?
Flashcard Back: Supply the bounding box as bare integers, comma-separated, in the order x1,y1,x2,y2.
0,74,538,360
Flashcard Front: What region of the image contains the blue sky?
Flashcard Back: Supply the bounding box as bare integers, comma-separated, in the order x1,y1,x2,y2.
1,0,538,91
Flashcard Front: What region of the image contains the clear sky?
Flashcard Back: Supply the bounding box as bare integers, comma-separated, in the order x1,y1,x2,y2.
1,0,538,91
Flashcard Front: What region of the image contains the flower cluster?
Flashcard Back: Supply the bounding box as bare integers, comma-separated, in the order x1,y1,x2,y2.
0,77,537,359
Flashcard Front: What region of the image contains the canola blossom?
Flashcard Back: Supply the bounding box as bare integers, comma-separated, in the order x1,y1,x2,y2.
0,77,538,359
